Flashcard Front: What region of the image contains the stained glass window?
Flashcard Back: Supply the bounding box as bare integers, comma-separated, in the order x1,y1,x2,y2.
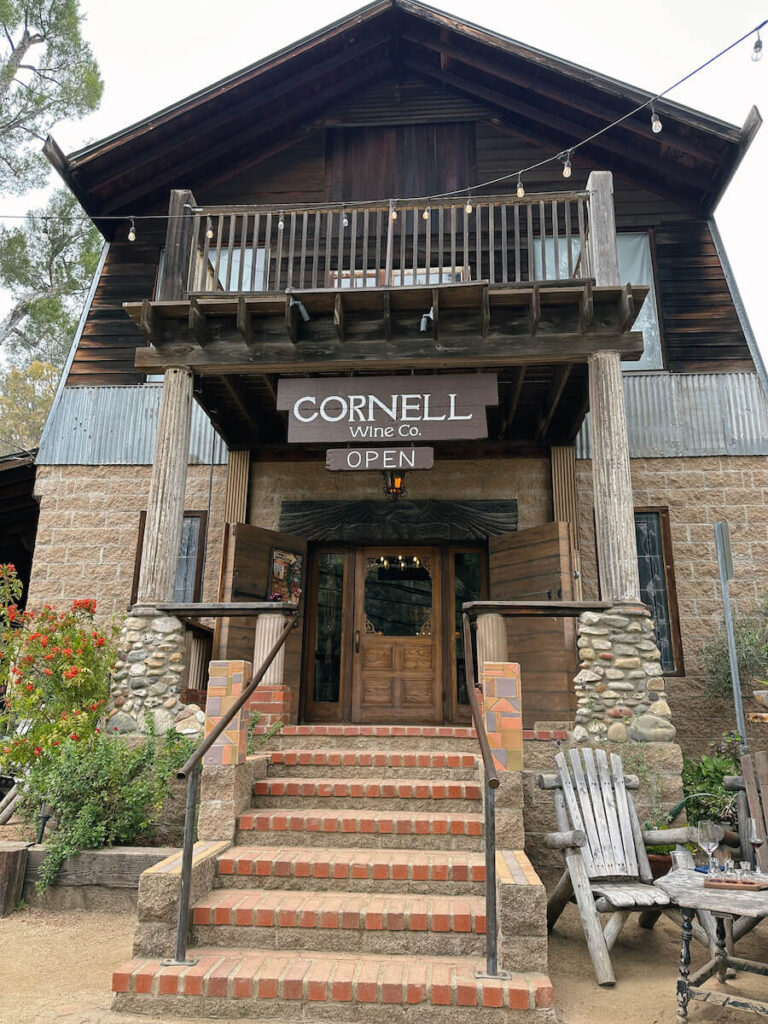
635,511,677,672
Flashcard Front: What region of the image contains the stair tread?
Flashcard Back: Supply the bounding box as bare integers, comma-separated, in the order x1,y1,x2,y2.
255,777,481,798
239,808,484,835
194,886,487,932
269,749,479,766
252,725,477,738
113,947,553,1010
219,845,486,881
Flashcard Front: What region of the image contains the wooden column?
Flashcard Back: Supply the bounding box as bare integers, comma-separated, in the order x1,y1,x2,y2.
136,366,194,605
476,613,508,668
551,445,582,600
224,449,250,523
157,189,196,301
586,170,640,603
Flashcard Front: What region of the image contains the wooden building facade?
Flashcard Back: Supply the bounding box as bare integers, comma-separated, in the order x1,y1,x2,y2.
32,0,766,746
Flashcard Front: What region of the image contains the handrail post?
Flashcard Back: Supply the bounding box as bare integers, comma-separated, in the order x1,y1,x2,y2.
385,200,395,286
163,761,201,967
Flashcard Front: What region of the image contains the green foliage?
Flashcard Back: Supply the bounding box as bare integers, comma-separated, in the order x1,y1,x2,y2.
17,723,198,892
0,360,59,454
700,617,768,700
0,564,118,776
246,709,283,753
681,734,741,827
0,189,102,368
0,1,103,193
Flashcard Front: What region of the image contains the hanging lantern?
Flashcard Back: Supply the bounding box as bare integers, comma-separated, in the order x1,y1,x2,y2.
382,471,406,500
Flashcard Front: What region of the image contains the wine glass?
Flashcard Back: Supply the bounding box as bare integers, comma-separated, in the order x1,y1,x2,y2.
748,818,765,874
698,821,720,877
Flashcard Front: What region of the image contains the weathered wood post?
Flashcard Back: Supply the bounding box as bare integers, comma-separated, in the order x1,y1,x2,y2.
586,171,640,602
136,366,194,605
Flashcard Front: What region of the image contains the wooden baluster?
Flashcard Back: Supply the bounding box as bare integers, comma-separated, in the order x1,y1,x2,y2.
212,214,224,291
553,201,560,281
450,205,457,283
488,203,495,284
299,211,308,290
361,209,369,287
577,199,587,278
377,207,385,286
324,210,333,287
262,212,272,291
223,214,236,291
412,207,418,285
437,206,444,284
399,208,406,286
539,200,547,280
286,211,297,290
275,212,285,291
336,211,345,289
250,213,260,291
501,204,508,284
236,214,247,292
475,204,482,284
349,209,358,288
463,205,470,281
191,213,204,293
425,207,431,284
565,201,573,279
526,205,533,281
311,210,320,289
514,203,521,283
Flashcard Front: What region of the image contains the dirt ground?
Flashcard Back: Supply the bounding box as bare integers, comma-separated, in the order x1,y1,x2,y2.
0,903,767,1023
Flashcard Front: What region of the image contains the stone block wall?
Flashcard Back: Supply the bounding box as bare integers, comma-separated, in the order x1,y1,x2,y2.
576,455,768,754
28,464,226,616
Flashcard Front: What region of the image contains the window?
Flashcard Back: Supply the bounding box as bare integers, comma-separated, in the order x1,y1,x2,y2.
533,231,663,370
131,511,208,606
634,508,684,674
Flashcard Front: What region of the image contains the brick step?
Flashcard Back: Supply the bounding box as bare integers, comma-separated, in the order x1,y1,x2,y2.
112,948,556,1022
267,748,480,780
236,808,487,850
250,724,479,752
192,887,486,957
215,846,486,895
252,777,482,811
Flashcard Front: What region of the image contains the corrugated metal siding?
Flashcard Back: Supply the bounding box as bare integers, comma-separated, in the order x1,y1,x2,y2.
576,372,768,459
37,385,228,465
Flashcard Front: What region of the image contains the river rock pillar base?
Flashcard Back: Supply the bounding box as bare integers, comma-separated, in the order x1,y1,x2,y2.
108,608,205,737
572,605,676,744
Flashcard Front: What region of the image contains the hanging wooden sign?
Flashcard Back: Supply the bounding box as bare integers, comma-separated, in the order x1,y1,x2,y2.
277,373,498,443
326,447,434,472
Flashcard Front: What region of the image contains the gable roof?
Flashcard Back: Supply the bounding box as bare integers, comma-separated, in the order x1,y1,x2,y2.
46,0,760,225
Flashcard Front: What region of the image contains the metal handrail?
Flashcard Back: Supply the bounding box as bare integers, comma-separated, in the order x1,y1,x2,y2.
167,611,298,966
462,611,500,979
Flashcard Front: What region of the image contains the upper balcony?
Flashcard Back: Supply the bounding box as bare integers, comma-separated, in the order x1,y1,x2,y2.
128,174,646,378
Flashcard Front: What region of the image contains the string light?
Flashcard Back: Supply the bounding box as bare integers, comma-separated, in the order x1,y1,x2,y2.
422,207,430,221
464,196,473,214
391,207,398,221
753,30,763,61
650,105,663,134
205,217,214,239
342,212,349,228
516,175,525,199
560,150,573,178
127,217,136,242
277,215,285,230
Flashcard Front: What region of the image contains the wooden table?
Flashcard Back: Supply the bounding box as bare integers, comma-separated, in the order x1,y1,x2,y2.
656,870,768,1019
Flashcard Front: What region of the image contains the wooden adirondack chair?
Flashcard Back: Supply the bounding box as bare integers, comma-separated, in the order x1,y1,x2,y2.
540,747,697,986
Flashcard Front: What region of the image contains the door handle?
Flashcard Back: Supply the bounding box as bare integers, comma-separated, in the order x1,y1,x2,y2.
355,629,360,653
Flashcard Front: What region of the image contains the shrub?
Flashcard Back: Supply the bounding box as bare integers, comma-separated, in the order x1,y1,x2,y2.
700,617,767,700
0,564,118,775
17,722,198,892
681,733,741,827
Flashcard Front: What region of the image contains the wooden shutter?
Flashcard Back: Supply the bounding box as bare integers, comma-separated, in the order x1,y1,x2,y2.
215,524,307,716
488,522,578,728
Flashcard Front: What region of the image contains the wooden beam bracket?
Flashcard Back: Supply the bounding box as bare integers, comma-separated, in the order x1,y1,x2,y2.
528,285,541,337
236,295,252,346
480,284,490,339
188,296,208,346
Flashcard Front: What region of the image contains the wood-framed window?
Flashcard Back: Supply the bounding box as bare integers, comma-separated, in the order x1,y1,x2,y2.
130,510,208,606
634,507,684,675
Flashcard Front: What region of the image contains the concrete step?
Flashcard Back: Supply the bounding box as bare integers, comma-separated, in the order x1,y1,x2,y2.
235,808,487,851
112,948,556,1021
267,748,480,780
250,724,479,752
215,845,486,894
191,887,487,957
252,776,482,812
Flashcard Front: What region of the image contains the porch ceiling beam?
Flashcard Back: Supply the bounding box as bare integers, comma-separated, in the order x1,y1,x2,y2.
97,56,393,215
401,55,716,198
537,364,573,441
499,366,526,439
218,375,260,437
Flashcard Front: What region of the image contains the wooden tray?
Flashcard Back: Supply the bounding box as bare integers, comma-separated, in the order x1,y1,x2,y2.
704,877,768,891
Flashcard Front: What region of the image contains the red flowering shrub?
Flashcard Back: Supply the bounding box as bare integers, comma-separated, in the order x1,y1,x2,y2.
0,564,117,776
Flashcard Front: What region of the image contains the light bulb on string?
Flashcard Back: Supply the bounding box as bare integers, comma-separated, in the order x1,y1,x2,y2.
342,212,349,228
127,217,136,242
391,207,398,221
422,207,430,221
753,31,763,62
650,106,662,134
464,196,473,215
516,176,525,199
277,215,285,231
561,151,573,179
205,217,214,240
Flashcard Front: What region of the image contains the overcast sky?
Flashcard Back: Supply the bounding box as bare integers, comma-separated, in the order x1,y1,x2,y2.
8,0,768,360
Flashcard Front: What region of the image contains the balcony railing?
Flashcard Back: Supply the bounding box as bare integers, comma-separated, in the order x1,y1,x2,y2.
185,191,591,295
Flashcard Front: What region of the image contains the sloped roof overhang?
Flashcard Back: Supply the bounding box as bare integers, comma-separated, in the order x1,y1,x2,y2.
45,0,760,230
